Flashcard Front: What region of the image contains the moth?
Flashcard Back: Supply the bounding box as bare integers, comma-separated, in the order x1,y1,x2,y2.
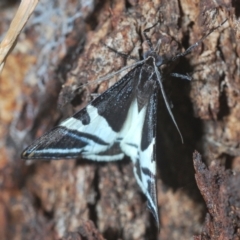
21,21,226,228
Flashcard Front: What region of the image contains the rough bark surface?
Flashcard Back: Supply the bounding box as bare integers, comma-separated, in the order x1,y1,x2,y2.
193,151,240,240
0,0,239,239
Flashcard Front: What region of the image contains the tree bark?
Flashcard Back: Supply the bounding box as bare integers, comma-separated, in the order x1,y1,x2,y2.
0,0,239,239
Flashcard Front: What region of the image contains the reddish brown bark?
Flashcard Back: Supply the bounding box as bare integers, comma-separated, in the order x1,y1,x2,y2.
0,0,239,239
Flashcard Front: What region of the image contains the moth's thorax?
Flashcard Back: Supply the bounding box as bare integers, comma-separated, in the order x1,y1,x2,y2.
135,55,158,111
144,51,164,67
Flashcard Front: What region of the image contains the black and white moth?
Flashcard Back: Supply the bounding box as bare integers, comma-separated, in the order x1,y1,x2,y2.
21,21,226,228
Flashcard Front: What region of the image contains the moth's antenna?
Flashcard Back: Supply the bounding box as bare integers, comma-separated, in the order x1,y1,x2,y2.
171,19,228,62
72,59,146,95
143,22,184,142
154,64,184,143
85,59,145,86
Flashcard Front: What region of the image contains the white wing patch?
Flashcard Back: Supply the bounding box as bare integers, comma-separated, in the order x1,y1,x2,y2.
119,99,147,160
61,105,120,159
61,105,117,143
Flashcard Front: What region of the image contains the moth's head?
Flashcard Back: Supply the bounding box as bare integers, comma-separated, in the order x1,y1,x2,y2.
143,50,166,67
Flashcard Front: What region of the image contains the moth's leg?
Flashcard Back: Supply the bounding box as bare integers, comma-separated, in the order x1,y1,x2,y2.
101,41,138,61
170,73,192,81
171,19,227,62
143,22,159,51
104,22,160,56
90,93,101,99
